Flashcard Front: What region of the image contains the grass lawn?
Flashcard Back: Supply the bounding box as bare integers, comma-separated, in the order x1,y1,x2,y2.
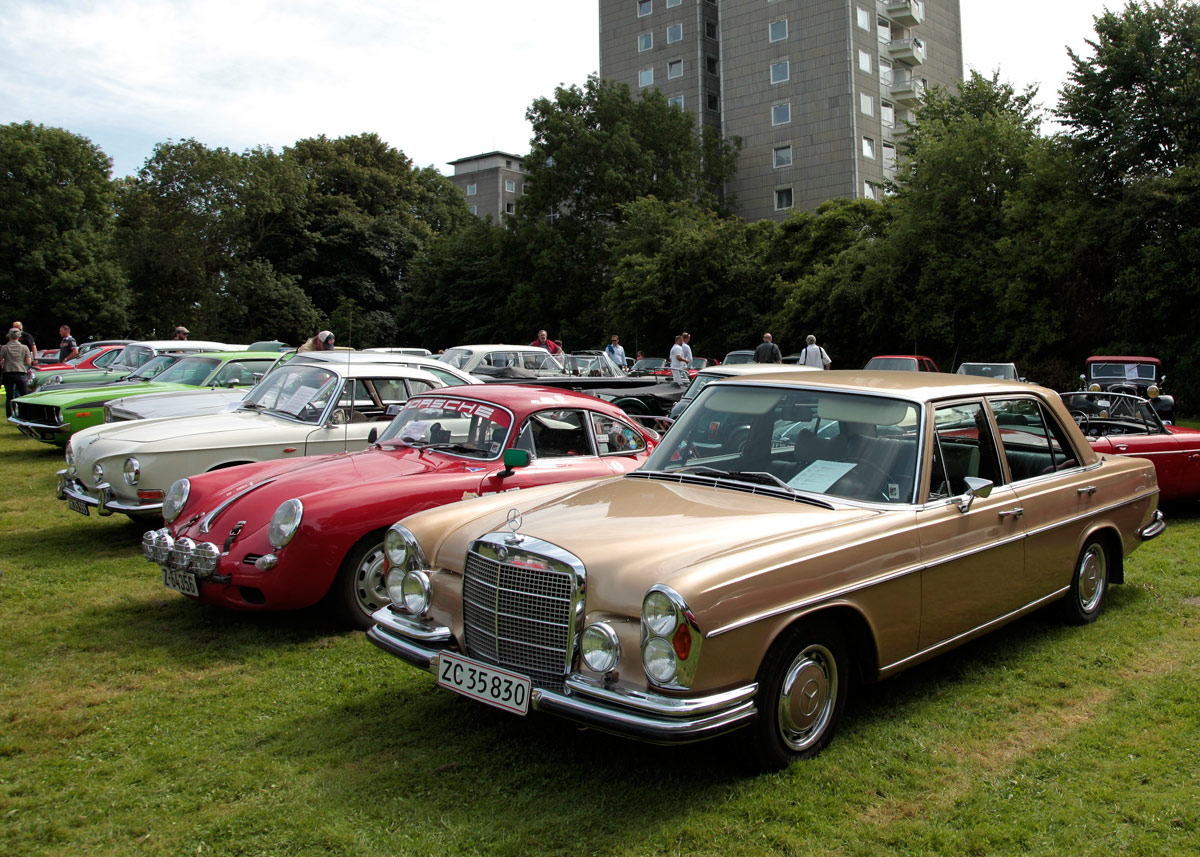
1,428,1198,856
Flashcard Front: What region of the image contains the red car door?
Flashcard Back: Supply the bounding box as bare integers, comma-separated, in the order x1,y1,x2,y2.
1088,429,1200,501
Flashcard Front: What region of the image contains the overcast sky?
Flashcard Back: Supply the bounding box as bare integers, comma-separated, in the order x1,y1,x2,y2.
0,0,1120,179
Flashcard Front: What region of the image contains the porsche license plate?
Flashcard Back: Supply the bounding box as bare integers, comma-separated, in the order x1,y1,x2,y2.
437,652,531,715
162,568,199,597
67,496,90,516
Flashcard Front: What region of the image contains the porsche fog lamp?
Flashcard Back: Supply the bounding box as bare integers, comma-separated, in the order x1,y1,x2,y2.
581,622,622,673
141,530,157,561
267,499,304,549
169,537,196,571
123,457,141,486
191,542,221,575
162,478,190,523
152,529,175,564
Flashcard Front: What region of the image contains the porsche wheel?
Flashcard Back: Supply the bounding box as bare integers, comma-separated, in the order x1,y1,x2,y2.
329,535,389,630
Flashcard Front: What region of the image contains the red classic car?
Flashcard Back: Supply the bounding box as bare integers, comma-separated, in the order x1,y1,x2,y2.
1062,391,1200,502
30,343,129,389
143,386,658,627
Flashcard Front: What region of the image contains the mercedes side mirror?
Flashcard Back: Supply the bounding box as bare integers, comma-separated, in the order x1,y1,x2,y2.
956,476,994,514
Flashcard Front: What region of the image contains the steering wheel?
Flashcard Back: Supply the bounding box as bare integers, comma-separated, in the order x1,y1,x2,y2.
836,457,901,502
1069,410,1090,433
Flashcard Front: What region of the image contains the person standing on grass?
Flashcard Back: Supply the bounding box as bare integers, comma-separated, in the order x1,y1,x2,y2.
57,324,78,362
3,328,33,417
754,332,783,364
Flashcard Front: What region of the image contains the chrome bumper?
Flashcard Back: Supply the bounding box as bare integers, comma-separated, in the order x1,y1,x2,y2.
56,469,163,517
367,606,758,744
1138,508,1166,541
8,415,67,441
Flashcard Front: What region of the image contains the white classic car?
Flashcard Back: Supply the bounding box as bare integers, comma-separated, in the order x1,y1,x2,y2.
438,344,565,377
103,353,480,423
57,362,444,519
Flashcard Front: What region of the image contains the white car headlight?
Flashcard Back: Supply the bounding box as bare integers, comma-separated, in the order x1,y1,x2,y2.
123,457,140,486
581,623,621,673
642,590,678,637
65,445,76,477
93,463,105,484
400,569,431,615
642,636,678,683
162,478,190,523
384,524,428,571
267,499,303,549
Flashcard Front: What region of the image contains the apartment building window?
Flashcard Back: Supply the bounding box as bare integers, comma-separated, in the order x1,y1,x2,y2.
856,7,871,30
639,68,654,87
877,17,890,44
770,60,789,84
879,58,893,85
864,182,880,201
639,33,653,51
772,103,791,125
666,0,681,6
668,59,683,78
667,23,682,43
469,205,477,215
668,95,685,109
862,136,875,159
638,0,652,17
775,187,794,210
505,179,516,192
706,55,718,74
506,202,515,214
769,19,787,42
466,183,477,196
860,92,874,116
706,21,717,39
882,142,897,174
858,49,872,74
881,100,895,127
707,93,719,111
773,145,793,168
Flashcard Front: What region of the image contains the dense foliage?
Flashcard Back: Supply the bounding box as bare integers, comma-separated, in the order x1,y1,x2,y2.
1,2,1196,404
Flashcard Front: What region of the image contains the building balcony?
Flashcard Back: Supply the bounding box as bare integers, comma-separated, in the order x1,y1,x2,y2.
891,75,927,106
888,36,926,65
886,0,925,27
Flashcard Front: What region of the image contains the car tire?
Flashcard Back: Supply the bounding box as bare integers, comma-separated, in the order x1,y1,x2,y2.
747,616,849,771
328,534,389,630
1058,536,1110,625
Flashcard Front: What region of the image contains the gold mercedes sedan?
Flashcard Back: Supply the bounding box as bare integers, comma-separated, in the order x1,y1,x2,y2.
367,371,1164,769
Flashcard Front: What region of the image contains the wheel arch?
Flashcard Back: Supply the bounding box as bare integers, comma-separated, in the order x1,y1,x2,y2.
1083,524,1125,585
758,603,881,687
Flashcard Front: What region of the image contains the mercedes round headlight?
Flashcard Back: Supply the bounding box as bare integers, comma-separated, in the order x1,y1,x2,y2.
267,499,304,549
123,457,140,486
384,525,410,566
642,590,678,637
400,570,431,615
93,463,105,484
162,478,190,523
642,636,678,683
581,623,621,673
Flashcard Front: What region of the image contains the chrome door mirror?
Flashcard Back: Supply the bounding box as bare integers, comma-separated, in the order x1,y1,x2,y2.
956,476,994,514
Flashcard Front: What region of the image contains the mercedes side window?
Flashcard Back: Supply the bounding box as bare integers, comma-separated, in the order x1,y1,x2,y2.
929,401,1004,500
988,398,1080,481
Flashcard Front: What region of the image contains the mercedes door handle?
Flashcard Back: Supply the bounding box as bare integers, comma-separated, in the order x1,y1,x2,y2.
1077,485,1097,495
998,507,1025,519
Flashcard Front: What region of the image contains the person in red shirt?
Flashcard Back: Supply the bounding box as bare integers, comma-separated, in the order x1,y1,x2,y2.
530,330,562,354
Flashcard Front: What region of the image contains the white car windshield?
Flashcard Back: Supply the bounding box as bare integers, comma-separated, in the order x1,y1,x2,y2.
644,384,921,504
376,395,513,459
241,364,340,423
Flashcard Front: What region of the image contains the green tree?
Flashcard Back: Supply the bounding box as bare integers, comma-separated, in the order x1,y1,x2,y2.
1057,0,1200,186
0,122,129,343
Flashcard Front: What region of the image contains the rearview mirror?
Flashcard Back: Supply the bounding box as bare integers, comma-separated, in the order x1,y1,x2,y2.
499,448,530,477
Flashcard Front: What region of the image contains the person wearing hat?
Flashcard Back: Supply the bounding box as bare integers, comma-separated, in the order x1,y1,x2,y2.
173,326,189,340
3,328,33,417
298,330,336,353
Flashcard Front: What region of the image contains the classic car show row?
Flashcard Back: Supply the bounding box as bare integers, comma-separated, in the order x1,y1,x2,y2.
6,339,1192,768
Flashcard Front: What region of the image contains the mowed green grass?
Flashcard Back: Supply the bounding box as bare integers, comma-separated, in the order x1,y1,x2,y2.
1,428,1198,857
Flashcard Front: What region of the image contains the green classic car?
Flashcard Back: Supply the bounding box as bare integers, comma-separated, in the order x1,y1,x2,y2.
31,340,234,391
8,351,280,444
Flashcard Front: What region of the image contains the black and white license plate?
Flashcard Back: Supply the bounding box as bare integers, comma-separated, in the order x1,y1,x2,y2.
162,568,199,597
66,496,90,516
437,652,531,715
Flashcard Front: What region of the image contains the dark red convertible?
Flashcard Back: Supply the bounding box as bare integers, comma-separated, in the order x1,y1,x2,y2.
1062,391,1200,501
143,386,658,627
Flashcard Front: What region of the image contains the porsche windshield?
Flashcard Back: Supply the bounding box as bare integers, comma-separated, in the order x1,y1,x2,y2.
241,364,340,423
644,384,922,504
376,395,512,459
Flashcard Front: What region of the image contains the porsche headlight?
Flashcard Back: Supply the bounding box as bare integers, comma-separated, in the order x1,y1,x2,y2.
162,478,190,523
123,457,140,486
267,499,303,549
581,623,621,673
